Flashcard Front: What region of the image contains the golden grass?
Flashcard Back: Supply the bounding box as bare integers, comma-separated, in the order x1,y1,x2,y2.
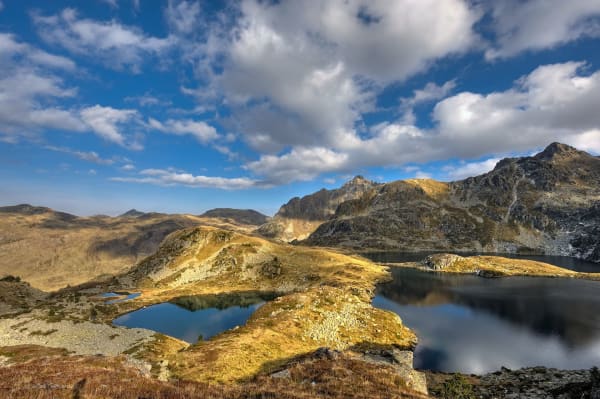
0,212,257,291
94,226,418,383
404,179,450,200
0,225,421,393
170,286,416,383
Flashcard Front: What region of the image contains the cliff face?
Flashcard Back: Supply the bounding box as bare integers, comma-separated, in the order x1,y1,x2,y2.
299,143,599,263
256,176,380,241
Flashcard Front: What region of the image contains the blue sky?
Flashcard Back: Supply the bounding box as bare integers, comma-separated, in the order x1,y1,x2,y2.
1,0,599,216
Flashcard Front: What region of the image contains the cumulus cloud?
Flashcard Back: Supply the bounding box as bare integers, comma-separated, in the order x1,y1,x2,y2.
111,168,260,189
246,147,349,184
0,35,84,140
80,105,139,147
218,0,480,152
487,0,600,59
245,62,600,183
401,80,457,109
399,80,457,124
33,8,175,71
148,118,219,143
565,129,600,154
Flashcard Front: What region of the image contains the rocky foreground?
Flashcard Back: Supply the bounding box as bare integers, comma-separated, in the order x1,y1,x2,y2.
428,366,600,399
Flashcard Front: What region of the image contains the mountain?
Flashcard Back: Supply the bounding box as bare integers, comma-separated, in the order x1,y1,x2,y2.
200,208,269,226
0,206,262,291
296,143,599,263
256,175,380,241
119,209,146,218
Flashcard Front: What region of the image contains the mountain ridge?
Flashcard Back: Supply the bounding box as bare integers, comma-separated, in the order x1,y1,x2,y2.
259,142,600,263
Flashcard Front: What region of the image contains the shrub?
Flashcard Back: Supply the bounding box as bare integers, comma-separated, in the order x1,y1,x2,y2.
439,374,475,399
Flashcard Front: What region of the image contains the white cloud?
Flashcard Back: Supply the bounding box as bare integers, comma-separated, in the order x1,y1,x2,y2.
565,129,600,154
80,105,139,147
45,145,119,165
414,171,432,179
121,164,136,171
148,118,219,143
112,168,260,189
244,62,600,183
0,35,84,140
165,0,201,34
246,147,349,184
487,0,600,59
401,80,457,108
431,62,600,158
33,8,175,71
399,80,457,124
218,0,480,152
442,158,501,181
0,33,76,71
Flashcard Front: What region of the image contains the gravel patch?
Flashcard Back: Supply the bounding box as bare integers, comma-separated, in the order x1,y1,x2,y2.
0,314,154,356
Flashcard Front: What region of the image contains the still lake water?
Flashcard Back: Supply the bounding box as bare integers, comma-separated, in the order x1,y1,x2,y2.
371,261,600,374
113,292,277,343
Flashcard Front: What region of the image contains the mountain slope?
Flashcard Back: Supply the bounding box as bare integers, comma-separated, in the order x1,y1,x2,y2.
257,176,380,241
0,205,262,291
200,208,269,226
302,143,599,262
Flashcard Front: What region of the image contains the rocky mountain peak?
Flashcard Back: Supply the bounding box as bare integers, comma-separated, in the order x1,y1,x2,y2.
535,142,580,161
342,175,377,189
120,209,145,218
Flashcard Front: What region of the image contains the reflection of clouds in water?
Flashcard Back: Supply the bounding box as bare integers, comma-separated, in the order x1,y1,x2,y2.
375,296,600,374
116,313,131,322
115,302,264,344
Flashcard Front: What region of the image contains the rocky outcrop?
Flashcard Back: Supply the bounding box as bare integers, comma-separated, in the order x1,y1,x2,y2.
256,176,380,242
476,366,600,399
422,254,463,270
302,143,600,263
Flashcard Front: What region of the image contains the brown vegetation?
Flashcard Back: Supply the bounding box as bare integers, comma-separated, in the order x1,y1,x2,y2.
0,345,427,399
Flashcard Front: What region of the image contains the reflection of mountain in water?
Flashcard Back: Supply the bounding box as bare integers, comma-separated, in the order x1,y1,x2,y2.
377,267,600,347
172,291,280,311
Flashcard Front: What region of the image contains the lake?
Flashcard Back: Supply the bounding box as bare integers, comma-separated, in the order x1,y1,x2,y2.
113,291,278,343
372,265,600,374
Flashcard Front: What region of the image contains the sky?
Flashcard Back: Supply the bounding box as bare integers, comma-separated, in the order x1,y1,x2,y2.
1,0,600,216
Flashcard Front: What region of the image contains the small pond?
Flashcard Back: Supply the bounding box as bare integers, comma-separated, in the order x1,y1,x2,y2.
373,265,600,374
113,292,278,343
